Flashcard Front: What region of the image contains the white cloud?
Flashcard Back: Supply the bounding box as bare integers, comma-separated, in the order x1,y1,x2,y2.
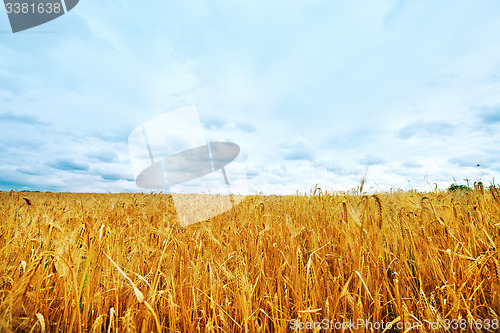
1,0,500,193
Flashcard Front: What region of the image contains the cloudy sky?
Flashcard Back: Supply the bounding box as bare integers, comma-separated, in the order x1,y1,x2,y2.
1,0,499,194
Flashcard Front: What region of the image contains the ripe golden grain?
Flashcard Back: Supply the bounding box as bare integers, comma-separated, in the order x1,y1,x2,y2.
0,189,498,332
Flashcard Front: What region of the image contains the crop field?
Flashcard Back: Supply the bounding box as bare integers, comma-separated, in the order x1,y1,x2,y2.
0,187,499,332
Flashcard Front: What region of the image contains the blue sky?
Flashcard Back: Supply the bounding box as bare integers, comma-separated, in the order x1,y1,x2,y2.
1,0,500,194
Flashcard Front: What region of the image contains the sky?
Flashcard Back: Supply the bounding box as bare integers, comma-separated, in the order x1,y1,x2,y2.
1,0,500,194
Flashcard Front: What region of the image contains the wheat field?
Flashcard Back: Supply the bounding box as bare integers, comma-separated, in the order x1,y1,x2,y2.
0,186,499,332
